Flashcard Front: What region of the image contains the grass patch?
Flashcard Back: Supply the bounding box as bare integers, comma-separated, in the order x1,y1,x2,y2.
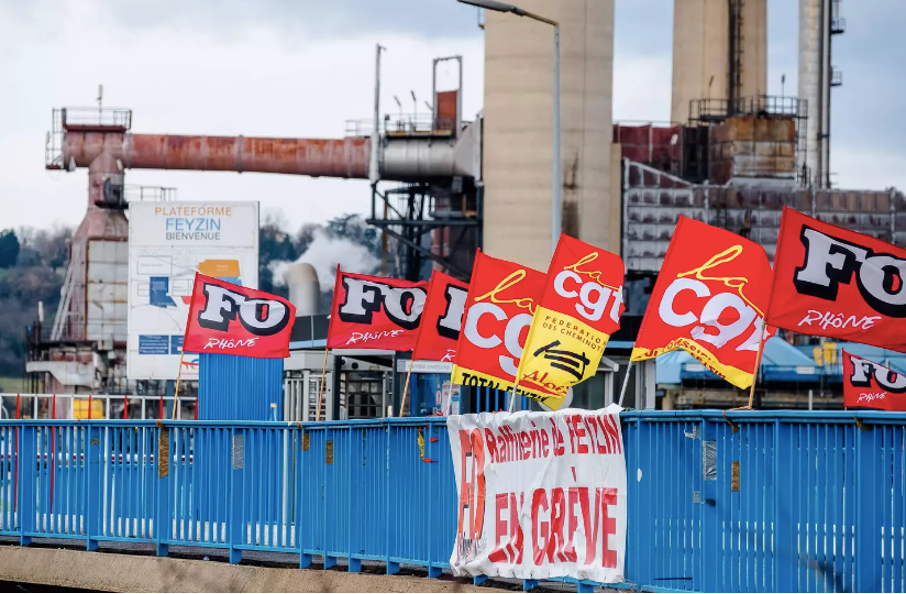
0,376,27,393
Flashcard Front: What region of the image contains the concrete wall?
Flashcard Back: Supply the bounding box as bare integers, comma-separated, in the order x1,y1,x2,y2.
483,0,615,273
671,0,767,124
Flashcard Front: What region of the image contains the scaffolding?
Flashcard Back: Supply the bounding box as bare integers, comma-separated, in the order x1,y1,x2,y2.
367,181,480,282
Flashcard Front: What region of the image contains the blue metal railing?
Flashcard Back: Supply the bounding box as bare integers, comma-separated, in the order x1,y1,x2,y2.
0,411,903,593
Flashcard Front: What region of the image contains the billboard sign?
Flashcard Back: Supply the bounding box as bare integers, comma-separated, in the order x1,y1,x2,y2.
127,201,259,380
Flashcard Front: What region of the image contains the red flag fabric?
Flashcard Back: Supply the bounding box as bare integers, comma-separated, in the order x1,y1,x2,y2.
515,234,625,409
327,269,429,351
843,350,906,411
451,251,558,401
411,271,470,363
631,216,775,389
767,207,906,352
184,273,296,358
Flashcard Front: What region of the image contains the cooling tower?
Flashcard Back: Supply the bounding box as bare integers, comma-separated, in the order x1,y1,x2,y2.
482,0,617,272
671,0,767,124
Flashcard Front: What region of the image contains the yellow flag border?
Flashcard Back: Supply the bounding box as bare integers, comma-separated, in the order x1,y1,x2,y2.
450,365,563,408
631,337,755,390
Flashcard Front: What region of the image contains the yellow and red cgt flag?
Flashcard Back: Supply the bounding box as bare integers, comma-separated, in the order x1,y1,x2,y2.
631,216,775,389
451,251,559,402
515,234,626,410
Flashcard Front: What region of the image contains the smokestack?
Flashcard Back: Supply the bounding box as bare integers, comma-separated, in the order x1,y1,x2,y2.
283,263,320,316
799,0,836,188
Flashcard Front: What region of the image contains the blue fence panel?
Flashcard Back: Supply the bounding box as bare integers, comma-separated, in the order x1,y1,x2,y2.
199,354,284,421
0,412,904,593
0,425,16,535
100,425,158,543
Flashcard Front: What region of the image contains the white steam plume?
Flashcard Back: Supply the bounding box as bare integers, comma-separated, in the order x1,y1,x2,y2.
269,229,381,291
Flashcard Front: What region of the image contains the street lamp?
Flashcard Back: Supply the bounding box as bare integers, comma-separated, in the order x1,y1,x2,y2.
457,0,561,255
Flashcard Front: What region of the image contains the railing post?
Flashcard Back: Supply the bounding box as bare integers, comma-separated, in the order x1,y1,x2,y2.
155,424,171,557
85,424,102,551
228,427,243,565
854,422,882,593
347,427,361,573
324,427,336,570
385,421,400,575
426,423,441,579
700,418,719,593
298,427,312,569
17,424,35,547
773,420,796,591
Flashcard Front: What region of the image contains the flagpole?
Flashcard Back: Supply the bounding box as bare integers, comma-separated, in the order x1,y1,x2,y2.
507,378,521,413
172,351,186,420
617,361,633,407
746,325,768,409
316,263,342,422
316,347,329,421
399,364,414,417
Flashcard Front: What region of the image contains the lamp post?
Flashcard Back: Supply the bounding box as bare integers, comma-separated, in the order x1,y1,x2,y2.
457,0,561,255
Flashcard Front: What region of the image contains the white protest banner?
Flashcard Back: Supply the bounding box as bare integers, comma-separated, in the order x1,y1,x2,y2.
447,405,626,583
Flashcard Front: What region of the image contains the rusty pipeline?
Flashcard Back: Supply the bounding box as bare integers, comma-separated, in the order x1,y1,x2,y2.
62,132,370,179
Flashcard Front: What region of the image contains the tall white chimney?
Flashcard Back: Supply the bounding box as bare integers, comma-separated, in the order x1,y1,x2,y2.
283,263,320,316
799,0,842,188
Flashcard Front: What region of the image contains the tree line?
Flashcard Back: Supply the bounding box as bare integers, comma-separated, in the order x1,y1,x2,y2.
0,214,381,380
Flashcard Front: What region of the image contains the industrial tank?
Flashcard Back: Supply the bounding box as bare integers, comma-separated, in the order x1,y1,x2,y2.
482,0,617,272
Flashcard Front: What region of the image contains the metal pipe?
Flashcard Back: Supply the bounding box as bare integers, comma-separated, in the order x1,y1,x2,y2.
819,0,834,188
63,132,370,179
370,44,384,184
551,23,561,255
799,0,819,185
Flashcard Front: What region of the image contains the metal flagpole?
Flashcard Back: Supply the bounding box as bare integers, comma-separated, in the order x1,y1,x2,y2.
399,364,414,417
172,351,186,420
507,378,522,413
316,348,329,421
746,325,769,409
617,360,633,407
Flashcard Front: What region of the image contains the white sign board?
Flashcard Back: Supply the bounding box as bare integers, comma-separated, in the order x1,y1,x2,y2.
447,405,626,584
127,201,259,380
395,360,454,374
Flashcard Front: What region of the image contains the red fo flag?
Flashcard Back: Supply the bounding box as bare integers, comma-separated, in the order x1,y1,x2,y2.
327,269,429,351
632,216,775,389
767,207,906,352
843,350,906,411
184,273,296,358
411,271,469,363
451,251,558,401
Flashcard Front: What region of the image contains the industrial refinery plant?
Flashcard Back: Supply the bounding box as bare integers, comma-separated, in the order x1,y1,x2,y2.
23,0,903,413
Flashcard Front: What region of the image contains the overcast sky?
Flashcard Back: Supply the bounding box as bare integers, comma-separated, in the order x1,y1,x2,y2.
1,0,903,233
